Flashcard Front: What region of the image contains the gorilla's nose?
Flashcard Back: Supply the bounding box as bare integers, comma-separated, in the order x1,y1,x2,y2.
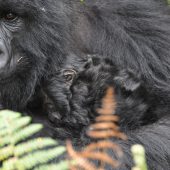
0,39,9,69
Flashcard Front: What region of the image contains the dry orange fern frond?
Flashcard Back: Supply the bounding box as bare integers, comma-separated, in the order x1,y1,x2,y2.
88,87,127,140
67,87,127,170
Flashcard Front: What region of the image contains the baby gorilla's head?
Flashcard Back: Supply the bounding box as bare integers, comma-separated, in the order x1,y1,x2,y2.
46,55,158,139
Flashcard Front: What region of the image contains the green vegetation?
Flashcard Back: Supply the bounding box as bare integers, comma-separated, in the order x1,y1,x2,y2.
131,145,148,170
0,110,68,170
0,110,148,170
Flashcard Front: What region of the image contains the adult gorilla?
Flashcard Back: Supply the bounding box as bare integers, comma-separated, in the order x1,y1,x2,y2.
0,0,74,110
0,0,170,169
0,0,169,110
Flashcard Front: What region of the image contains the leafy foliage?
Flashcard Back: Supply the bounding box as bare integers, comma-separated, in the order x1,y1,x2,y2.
0,91,148,170
131,145,148,170
0,110,68,170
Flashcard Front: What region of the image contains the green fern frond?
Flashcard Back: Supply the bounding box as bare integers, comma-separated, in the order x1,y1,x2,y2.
11,116,32,133
0,110,69,170
35,161,70,170
131,145,148,170
0,145,13,161
0,116,31,137
0,138,57,161
0,124,43,148
3,147,66,170
0,110,21,118
15,138,57,156
0,110,21,129
13,124,43,144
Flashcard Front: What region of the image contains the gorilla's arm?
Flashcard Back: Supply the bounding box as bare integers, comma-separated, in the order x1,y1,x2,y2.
114,116,170,170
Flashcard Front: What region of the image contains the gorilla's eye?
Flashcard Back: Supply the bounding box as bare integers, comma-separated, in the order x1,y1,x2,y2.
63,69,77,83
4,13,17,21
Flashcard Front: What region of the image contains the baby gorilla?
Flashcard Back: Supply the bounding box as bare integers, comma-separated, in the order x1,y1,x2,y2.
43,54,164,140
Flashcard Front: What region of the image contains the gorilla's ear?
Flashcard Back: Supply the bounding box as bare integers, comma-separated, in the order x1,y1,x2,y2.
114,70,141,91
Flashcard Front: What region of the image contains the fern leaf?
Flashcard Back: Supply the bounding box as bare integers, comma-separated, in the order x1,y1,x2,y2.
0,129,10,138
0,125,43,148
0,146,13,161
12,117,32,132
0,110,21,130
15,138,57,156
131,145,148,170
0,138,58,161
34,161,69,170
13,124,43,144
0,110,21,118
0,110,68,170
3,147,66,170
0,136,10,148
0,117,31,138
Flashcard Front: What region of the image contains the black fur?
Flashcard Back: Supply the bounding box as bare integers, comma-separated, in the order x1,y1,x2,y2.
44,55,170,169
0,0,75,110
43,0,170,124
0,0,170,110
0,0,170,169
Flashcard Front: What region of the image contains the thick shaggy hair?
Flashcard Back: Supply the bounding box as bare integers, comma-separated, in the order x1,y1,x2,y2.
44,55,170,170
0,0,75,110
0,0,170,169
0,0,170,110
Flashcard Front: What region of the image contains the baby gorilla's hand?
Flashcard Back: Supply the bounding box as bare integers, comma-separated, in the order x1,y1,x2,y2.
42,55,92,131
45,103,90,140
42,69,75,117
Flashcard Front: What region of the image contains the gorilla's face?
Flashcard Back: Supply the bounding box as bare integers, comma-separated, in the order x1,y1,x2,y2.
0,0,72,109
0,1,38,77
0,5,24,76
47,56,156,139
0,1,50,109
0,1,68,76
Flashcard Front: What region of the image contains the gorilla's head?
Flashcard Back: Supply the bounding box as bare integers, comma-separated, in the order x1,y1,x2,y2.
0,0,74,109
46,55,163,139
0,0,73,72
